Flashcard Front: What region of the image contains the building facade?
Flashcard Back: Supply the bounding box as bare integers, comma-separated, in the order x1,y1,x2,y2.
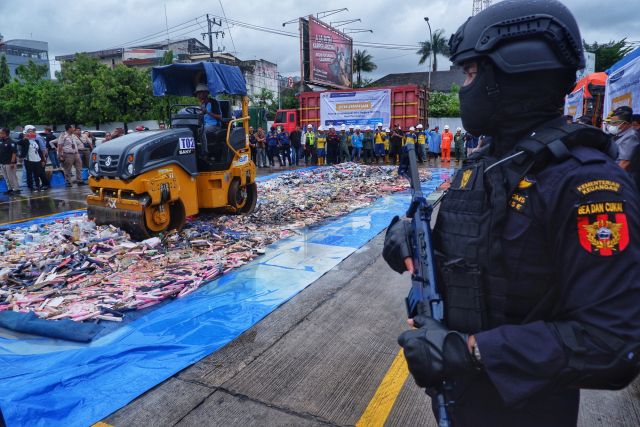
0,37,51,80
55,38,209,70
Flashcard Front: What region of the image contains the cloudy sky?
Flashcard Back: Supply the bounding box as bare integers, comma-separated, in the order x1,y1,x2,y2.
1,0,638,81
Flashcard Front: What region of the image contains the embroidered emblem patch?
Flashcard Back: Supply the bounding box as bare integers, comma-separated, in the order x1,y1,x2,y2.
509,193,527,212
460,170,473,188
518,176,535,189
576,201,629,256
574,180,622,197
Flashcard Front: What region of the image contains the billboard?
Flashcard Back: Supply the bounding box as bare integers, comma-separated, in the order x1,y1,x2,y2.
302,16,353,89
564,86,584,119
320,89,391,127
576,52,596,81
604,56,640,121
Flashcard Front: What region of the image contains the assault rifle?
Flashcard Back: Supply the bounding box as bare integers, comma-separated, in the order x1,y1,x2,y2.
398,142,451,427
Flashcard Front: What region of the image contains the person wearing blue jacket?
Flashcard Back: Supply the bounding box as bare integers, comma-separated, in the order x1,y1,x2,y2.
350,126,363,162
277,128,292,166
428,126,442,163
266,126,279,167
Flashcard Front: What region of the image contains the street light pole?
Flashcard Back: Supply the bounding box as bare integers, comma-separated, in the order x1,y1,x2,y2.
424,17,433,90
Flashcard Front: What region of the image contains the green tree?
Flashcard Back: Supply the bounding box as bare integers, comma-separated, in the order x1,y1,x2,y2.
450,82,460,95
428,92,459,118
0,55,11,88
353,50,377,86
0,59,51,127
249,88,279,120
16,59,49,85
417,29,450,72
583,39,633,72
56,53,113,126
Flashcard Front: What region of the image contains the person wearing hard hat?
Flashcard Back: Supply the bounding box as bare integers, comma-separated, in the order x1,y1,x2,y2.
389,124,404,165
454,127,466,163
428,125,441,163
415,124,428,163
338,124,350,163
327,124,341,165
441,125,453,162
350,125,363,163
374,123,387,164
315,126,326,166
362,126,375,164
404,127,418,161
304,124,316,166
348,124,355,158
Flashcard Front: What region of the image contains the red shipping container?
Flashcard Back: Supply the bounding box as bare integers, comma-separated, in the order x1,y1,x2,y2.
274,85,428,132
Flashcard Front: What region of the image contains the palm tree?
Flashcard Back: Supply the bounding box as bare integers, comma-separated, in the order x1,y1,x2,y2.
353,49,378,86
417,29,450,72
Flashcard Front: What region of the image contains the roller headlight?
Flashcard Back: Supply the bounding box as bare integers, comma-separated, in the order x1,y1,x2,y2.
93,163,99,173
127,163,134,175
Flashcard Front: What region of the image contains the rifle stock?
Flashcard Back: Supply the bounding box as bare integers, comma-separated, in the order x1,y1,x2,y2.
398,143,451,427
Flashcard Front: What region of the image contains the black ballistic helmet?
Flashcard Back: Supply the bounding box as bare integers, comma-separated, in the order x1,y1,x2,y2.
449,0,585,73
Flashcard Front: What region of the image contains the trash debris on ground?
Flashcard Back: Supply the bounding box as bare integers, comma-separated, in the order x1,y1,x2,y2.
0,164,433,323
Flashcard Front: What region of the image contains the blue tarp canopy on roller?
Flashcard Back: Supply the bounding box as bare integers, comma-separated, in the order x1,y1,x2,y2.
151,62,248,97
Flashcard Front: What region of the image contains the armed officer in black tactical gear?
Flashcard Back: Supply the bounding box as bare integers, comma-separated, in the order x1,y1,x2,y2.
383,1,640,426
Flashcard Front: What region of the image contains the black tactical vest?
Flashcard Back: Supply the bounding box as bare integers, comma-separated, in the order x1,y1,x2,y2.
432,123,617,335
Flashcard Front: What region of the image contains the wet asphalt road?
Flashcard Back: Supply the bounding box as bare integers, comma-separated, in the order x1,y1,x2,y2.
0,160,443,226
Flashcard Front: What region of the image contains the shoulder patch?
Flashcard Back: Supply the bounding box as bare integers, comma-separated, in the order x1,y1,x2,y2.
573,180,622,197
576,201,628,256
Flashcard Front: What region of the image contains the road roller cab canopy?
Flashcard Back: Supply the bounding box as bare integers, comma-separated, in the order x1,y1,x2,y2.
151,62,248,97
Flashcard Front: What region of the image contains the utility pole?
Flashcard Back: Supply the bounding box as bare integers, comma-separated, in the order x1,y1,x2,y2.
202,15,224,59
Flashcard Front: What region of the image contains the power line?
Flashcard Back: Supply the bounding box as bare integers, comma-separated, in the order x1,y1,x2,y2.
217,0,236,55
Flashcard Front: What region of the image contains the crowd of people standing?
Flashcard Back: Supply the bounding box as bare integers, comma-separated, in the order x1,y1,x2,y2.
246,122,483,168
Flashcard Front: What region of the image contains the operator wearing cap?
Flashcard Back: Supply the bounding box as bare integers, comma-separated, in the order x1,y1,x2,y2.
374,123,387,164
383,1,640,425
195,83,223,159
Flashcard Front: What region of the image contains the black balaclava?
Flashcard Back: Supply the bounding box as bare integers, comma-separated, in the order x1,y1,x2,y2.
459,61,574,158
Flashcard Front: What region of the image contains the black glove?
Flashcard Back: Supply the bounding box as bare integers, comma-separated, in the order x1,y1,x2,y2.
382,216,413,274
398,315,477,388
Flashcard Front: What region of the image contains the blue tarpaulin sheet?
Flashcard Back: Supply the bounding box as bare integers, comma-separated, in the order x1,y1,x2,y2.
152,62,247,97
1,210,86,229
0,168,453,427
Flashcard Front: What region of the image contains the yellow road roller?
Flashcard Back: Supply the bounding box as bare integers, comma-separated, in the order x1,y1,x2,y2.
86,62,257,240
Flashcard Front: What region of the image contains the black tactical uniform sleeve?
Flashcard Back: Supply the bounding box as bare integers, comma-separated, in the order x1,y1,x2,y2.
475,146,640,406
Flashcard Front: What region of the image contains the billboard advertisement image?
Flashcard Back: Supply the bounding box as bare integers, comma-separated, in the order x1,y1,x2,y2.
320,89,391,127
308,16,353,89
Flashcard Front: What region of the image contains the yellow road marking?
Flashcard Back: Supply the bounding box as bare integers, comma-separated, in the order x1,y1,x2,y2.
356,349,409,427
91,423,114,427
0,195,50,205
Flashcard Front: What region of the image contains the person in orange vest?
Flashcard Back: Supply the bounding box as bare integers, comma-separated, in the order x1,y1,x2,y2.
441,125,453,162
